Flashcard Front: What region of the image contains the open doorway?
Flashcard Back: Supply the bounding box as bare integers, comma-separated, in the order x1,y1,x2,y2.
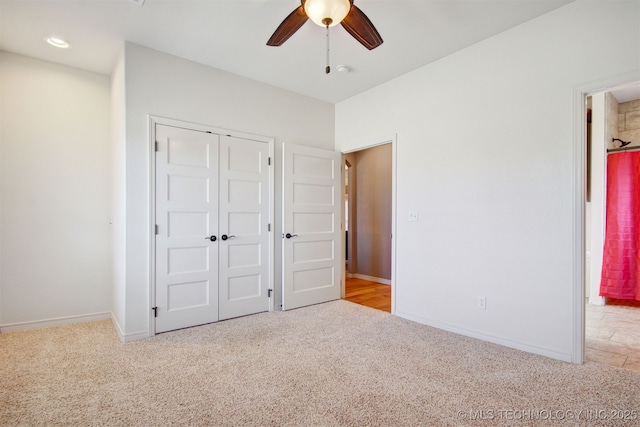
343,144,393,312
585,81,640,372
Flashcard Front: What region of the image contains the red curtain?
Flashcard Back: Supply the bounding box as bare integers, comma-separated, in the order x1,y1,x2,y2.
600,151,640,301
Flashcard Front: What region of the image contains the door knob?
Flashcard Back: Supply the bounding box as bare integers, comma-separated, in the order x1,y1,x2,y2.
204,235,217,242
221,234,236,241
285,233,298,239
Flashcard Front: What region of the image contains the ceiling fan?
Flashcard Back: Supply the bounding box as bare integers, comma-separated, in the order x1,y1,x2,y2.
267,0,383,72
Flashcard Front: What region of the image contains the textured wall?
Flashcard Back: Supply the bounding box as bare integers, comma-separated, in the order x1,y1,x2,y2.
619,99,640,147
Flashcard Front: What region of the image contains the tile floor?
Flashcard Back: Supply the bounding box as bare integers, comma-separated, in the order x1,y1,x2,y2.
585,301,640,372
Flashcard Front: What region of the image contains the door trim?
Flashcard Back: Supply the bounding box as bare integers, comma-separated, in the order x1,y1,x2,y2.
342,134,397,314
149,116,275,335
571,70,640,364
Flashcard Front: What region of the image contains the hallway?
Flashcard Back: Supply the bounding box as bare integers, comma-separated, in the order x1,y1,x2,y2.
344,278,391,313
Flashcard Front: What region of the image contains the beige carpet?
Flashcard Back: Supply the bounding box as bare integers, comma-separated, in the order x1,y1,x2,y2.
1,300,639,426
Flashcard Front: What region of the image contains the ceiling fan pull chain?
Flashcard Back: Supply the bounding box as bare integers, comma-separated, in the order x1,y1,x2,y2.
325,23,331,74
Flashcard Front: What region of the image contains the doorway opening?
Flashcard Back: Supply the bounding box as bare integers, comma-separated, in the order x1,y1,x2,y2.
343,143,393,312
584,81,640,372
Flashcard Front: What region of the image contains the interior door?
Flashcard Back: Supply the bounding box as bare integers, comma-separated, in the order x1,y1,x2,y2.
155,124,219,333
218,135,271,320
282,143,342,310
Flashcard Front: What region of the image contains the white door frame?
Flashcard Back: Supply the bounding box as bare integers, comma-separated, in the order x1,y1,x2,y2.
571,70,640,364
149,116,275,335
342,134,397,314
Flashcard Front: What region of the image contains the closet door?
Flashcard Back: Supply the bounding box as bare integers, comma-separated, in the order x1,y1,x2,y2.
218,135,271,320
155,124,219,333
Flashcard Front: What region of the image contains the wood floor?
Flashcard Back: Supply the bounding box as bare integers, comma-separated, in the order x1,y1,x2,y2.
344,277,391,312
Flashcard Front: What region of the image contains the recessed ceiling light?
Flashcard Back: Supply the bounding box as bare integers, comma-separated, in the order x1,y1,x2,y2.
45,36,71,49
336,65,351,73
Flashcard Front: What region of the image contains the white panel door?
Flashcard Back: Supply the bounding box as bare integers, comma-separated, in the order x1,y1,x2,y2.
282,143,342,310
218,135,271,320
155,124,219,333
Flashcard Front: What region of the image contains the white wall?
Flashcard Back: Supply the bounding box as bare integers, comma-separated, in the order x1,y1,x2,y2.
111,48,127,335
335,0,640,361
119,43,335,339
0,52,112,329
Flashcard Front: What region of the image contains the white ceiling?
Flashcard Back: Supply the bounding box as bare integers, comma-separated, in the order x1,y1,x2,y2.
610,84,640,104
0,0,576,104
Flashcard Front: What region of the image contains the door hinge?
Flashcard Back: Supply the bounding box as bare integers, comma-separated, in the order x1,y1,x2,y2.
155,141,159,152
152,307,158,317
268,157,271,166
155,224,159,235
268,289,273,298
268,223,271,232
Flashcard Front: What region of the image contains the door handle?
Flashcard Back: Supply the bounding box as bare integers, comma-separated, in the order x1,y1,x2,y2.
285,233,298,239
221,234,236,241
204,235,217,242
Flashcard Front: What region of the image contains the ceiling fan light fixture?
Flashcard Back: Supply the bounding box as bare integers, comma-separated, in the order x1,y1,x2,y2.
267,0,382,50
304,0,351,27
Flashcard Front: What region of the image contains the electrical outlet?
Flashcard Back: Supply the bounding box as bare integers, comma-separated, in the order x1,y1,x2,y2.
477,296,486,310
408,210,419,222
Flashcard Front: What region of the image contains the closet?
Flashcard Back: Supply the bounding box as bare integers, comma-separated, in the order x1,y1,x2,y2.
154,123,271,333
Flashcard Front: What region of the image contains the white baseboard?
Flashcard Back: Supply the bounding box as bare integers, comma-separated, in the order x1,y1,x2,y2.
110,314,149,342
0,312,111,333
395,310,572,363
589,296,605,306
111,314,126,341
350,273,391,286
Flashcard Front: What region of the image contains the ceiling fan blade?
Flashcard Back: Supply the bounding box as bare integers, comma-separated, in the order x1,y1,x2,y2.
267,5,308,46
341,4,383,50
